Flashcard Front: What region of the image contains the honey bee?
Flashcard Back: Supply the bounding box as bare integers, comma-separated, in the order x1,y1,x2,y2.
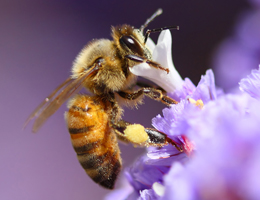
25,8,182,189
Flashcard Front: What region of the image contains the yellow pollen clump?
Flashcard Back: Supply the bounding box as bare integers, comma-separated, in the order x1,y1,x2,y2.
189,98,204,109
124,124,148,144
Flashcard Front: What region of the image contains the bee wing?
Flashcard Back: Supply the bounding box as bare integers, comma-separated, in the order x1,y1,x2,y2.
25,65,99,133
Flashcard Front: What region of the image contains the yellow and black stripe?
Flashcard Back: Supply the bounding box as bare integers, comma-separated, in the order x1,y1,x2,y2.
65,95,122,189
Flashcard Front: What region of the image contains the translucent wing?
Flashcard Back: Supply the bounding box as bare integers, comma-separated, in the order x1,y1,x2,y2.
25,65,99,133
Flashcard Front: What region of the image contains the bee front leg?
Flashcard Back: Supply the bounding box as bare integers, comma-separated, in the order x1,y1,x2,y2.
125,54,169,73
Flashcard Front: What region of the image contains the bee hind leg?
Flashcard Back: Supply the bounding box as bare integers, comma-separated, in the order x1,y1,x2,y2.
113,121,182,152
144,128,183,151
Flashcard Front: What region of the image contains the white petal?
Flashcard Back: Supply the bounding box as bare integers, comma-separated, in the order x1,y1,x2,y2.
130,30,183,92
146,37,156,53
153,30,172,69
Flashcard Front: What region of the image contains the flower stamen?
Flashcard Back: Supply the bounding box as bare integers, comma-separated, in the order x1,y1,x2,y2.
188,98,204,109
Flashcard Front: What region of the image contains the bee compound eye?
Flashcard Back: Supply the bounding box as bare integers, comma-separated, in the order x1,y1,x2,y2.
119,36,143,56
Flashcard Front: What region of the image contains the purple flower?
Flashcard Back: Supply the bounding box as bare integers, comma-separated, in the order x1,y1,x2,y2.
109,56,224,200
139,189,159,200
152,69,220,154
125,155,169,192
239,66,260,100
160,67,260,199
191,69,218,103
168,78,196,101
163,93,260,200
106,21,260,200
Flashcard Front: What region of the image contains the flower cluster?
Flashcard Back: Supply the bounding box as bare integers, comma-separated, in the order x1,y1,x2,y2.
106,29,260,200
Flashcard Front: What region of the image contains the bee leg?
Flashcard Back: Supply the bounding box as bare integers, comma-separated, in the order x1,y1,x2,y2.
136,80,166,93
125,54,169,73
145,128,183,152
112,121,183,152
117,88,178,106
112,120,150,145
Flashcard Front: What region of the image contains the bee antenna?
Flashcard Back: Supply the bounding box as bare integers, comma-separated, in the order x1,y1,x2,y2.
144,25,179,44
140,8,163,33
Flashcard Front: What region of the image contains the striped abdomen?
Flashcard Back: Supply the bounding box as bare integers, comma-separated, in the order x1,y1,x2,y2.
65,95,122,189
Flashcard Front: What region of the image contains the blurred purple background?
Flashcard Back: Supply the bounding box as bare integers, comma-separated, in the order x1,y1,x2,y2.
213,1,260,91
0,0,251,199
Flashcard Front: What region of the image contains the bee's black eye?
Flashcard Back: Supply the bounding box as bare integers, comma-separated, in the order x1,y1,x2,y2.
119,36,144,56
